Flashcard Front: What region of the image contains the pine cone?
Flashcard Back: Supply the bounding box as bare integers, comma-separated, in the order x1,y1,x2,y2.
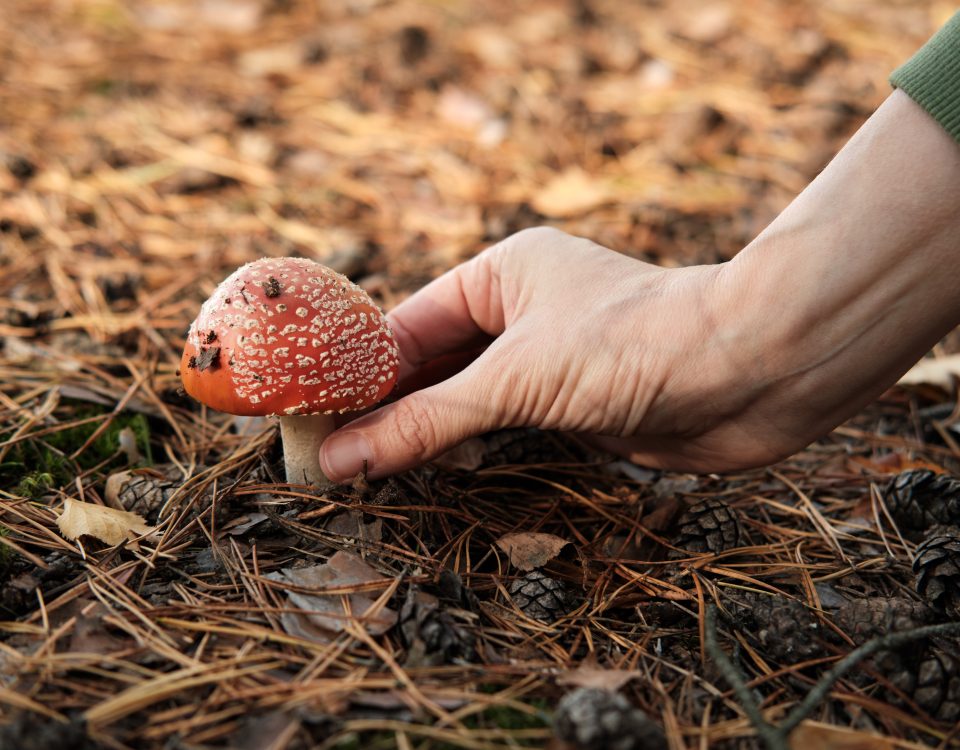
835,596,932,644
399,589,474,666
913,647,960,722
553,688,666,750
104,466,182,521
738,594,826,662
508,570,569,622
913,528,960,613
670,498,743,557
482,429,573,466
885,470,960,534
835,597,932,692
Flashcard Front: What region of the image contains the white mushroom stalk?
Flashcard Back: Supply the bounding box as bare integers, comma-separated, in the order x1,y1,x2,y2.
279,413,335,486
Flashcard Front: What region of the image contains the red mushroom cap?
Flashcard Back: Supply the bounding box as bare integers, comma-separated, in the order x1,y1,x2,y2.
180,257,399,417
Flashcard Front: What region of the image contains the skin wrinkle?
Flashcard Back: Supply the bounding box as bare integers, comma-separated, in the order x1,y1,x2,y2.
480,243,511,331
462,250,505,337
486,327,544,427
388,396,438,462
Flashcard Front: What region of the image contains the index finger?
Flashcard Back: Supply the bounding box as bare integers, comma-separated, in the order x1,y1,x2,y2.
386,247,507,381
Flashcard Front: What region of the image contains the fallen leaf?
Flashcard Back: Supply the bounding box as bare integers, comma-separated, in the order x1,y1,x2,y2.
278,610,333,645
675,5,734,44
788,721,895,750
239,43,304,76
530,168,610,218
557,664,641,691
897,354,960,389
266,551,398,637
495,532,570,571
602,533,643,560
640,497,683,533
195,346,220,371
232,711,300,750
326,510,383,542
57,497,155,546
232,415,270,436
223,512,269,536
437,87,495,129
66,599,132,655
198,0,262,33
814,583,847,610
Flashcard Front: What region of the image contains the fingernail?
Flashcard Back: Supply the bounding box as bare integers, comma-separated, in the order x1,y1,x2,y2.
321,432,371,481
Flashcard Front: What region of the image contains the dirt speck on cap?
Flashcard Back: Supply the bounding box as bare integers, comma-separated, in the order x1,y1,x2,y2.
196,346,221,371
262,277,281,297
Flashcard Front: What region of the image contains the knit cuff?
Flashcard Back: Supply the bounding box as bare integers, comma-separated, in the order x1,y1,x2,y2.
891,13,960,144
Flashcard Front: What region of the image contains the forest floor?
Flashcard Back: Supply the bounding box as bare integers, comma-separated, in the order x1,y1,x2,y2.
2,0,960,748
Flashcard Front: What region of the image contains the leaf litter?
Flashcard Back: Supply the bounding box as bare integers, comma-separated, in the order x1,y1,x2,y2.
265,551,399,639
0,0,960,749
56,498,155,547
495,531,570,571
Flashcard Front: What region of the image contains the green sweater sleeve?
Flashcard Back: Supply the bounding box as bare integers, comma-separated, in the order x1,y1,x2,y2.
890,13,960,144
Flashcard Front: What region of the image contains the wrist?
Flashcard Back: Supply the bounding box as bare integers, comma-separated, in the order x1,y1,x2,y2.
714,90,960,436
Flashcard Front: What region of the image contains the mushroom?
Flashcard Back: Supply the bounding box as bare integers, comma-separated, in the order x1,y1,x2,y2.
180,257,399,486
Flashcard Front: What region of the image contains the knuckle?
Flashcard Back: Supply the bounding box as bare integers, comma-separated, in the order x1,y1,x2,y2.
486,226,568,273
389,397,438,459
510,225,567,247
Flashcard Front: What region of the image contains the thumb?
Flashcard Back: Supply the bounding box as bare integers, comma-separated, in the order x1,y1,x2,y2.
319,361,508,482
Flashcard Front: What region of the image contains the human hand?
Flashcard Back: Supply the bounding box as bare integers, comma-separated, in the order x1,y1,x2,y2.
317,226,787,482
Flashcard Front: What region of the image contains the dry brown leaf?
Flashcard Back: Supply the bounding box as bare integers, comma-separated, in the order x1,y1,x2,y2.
238,43,304,76
223,513,269,536
199,0,263,33
640,497,683,533
326,510,383,542
57,497,155,546
529,168,611,218
788,721,895,750
437,87,495,129
495,531,570,571
897,354,960,389
66,599,132,654
556,664,641,691
266,551,398,637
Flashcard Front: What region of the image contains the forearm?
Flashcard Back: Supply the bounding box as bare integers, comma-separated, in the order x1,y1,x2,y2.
719,90,960,434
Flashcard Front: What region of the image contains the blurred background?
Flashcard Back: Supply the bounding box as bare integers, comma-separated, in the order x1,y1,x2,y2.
0,0,952,363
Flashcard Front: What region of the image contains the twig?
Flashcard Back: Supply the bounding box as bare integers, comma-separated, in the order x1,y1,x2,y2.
704,604,960,749
778,619,960,736
703,605,786,750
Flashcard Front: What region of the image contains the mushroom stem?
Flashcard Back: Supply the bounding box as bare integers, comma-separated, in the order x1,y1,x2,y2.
279,414,335,486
